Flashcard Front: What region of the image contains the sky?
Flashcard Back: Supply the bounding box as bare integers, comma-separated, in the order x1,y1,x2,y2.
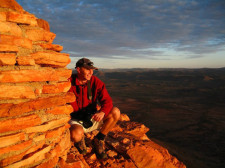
17,0,225,69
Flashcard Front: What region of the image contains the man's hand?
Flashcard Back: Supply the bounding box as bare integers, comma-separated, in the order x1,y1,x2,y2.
92,111,105,122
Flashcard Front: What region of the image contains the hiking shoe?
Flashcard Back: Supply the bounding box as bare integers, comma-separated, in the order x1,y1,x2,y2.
75,136,87,155
93,137,107,159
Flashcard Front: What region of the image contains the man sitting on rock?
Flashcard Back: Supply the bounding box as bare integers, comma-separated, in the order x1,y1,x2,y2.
69,58,120,159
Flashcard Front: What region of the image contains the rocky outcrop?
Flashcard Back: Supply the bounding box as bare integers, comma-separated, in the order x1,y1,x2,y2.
57,114,186,168
0,0,74,167
0,0,186,167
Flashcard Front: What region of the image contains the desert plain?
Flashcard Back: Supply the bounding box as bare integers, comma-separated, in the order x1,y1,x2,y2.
95,68,225,168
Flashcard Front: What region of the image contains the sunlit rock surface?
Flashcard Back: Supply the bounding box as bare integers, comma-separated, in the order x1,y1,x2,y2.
60,114,186,168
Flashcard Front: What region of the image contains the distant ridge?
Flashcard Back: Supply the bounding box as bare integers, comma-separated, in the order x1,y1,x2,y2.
95,67,225,72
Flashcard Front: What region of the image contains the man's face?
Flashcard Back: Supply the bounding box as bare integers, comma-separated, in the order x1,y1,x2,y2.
77,67,93,81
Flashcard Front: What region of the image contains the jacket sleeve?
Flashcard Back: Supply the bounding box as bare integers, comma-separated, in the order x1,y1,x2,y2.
96,79,113,116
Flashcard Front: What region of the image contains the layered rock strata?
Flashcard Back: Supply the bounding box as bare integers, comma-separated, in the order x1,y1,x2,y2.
0,0,74,167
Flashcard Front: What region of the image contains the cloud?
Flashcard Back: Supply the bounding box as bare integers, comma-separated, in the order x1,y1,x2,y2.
17,0,225,61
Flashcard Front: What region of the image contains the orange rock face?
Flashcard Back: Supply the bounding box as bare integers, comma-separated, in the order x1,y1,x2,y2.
5,145,52,168
59,114,186,168
0,69,71,83
127,141,185,168
0,0,24,13
58,158,84,168
45,125,67,139
16,56,35,65
0,34,32,49
0,53,16,65
7,11,37,26
0,21,22,36
0,114,42,133
38,43,63,52
35,157,59,168
55,69,73,79
0,132,26,148
25,117,70,133
25,28,56,43
0,140,32,156
0,69,57,82
0,12,7,21
46,105,74,115
0,1,73,167
42,81,71,93
37,18,50,31
0,85,35,99
0,92,75,117
31,51,71,68
0,44,19,52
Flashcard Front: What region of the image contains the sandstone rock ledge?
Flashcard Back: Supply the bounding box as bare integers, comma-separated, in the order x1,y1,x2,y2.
57,114,186,168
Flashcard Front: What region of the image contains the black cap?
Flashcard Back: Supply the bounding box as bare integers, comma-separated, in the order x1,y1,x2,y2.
75,58,98,70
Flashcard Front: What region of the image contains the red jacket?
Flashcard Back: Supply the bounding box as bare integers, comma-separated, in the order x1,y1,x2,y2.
69,74,113,116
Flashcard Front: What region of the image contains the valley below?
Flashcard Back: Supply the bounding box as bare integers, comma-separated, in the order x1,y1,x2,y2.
95,68,225,168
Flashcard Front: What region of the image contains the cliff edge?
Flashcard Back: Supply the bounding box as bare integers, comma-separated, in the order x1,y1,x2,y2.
58,114,186,168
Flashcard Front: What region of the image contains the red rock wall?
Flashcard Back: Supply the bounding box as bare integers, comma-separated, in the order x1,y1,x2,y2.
0,0,75,167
